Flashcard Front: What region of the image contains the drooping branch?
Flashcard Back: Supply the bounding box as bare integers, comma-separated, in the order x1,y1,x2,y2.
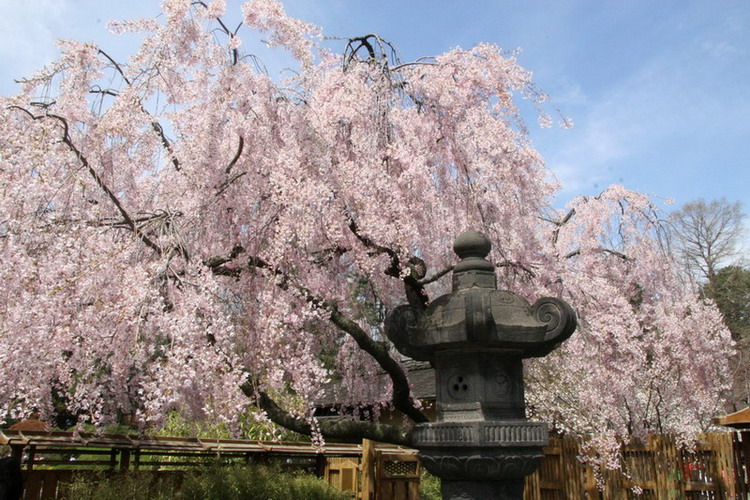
224,135,244,174
565,247,634,262
240,382,410,446
329,306,429,424
10,107,163,256
236,254,429,425
346,216,428,310
98,49,132,85
150,121,180,171
192,1,242,65
98,49,181,172
343,34,400,71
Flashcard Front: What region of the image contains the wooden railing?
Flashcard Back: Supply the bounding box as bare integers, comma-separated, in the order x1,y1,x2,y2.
5,429,750,499
0,430,419,500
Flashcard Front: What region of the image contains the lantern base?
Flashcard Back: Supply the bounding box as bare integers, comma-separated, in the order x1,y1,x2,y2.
441,479,524,500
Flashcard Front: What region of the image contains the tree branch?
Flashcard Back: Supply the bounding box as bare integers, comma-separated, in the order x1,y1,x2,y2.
241,254,428,424
241,382,410,445
10,106,163,256
418,265,453,285
150,121,180,171
215,172,247,196
98,49,181,172
346,216,428,310
329,306,429,424
565,247,634,262
205,243,245,269
225,135,244,174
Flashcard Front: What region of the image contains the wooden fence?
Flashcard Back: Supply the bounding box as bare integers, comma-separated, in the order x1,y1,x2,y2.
0,430,419,500
524,432,750,499
5,429,750,499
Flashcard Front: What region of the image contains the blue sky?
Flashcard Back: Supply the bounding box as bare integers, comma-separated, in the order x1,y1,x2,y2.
1,1,748,220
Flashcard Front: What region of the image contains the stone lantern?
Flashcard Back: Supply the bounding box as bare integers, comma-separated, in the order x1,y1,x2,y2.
385,230,577,500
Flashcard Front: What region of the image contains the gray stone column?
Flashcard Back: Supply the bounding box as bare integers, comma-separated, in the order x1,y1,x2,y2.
385,230,577,500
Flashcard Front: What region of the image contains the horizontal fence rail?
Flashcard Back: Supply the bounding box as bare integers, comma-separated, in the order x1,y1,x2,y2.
0,430,419,500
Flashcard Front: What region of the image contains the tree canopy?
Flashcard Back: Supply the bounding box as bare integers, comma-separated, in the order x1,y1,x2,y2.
669,198,746,282
0,0,733,448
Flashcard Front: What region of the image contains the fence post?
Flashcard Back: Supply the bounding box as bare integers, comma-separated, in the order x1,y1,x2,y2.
708,432,735,498
10,444,24,463
120,449,131,471
652,434,681,499
26,445,36,471
735,431,750,496
360,439,376,500
315,454,326,478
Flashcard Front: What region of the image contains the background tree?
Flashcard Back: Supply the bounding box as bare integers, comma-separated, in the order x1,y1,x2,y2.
706,265,750,409
669,198,746,281
707,266,750,342
0,0,733,451
668,198,748,408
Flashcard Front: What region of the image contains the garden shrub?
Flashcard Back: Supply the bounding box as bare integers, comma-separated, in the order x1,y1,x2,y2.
67,471,180,500
67,465,349,500
419,469,441,500
181,465,349,500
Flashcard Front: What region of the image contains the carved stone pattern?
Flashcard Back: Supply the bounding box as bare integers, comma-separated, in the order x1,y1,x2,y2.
420,453,544,481
412,422,547,447
447,374,470,400
482,423,546,444
413,424,476,444
532,297,576,343
493,370,512,398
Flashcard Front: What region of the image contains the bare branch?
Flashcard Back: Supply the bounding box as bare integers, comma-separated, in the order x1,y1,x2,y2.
669,198,746,280
417,265,453,285
565,248,633,262
193,1,241,64
98,49,132,85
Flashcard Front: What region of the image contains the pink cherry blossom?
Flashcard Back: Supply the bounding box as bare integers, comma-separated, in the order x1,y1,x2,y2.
0,2,732,459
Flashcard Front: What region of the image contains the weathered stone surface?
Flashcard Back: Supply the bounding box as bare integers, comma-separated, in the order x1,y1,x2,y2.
385,230,577,499
441,479,525,500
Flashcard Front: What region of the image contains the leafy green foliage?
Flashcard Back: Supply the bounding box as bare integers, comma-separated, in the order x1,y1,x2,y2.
181,465,349,500
419,469,441,500
704,265,750,341
156,410,297,442
67,465,348,500
67,472,181,500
